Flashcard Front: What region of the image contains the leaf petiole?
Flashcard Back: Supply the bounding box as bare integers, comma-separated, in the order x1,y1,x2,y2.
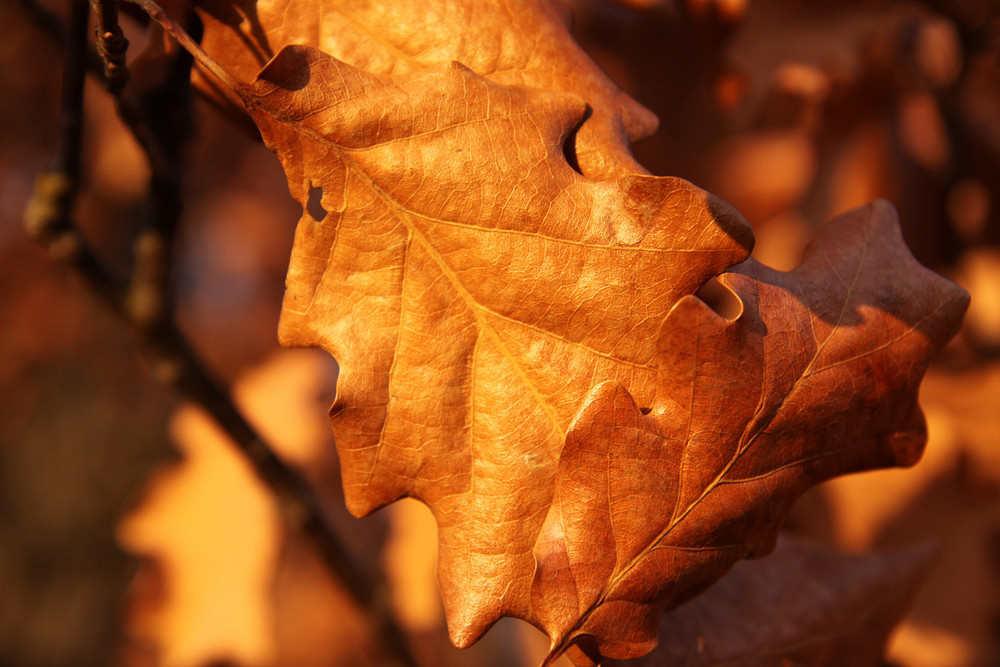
121,0,240,92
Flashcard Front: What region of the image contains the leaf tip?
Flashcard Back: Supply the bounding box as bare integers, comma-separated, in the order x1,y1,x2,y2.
446,615,493,650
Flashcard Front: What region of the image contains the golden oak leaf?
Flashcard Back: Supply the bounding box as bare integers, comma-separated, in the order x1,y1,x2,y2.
191,0,657,177
220,43,751,648
531,201,968,663
607,536,934,667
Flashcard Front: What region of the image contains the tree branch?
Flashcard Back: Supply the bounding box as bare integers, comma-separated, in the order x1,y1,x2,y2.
22,4,420,666
92,0,129,91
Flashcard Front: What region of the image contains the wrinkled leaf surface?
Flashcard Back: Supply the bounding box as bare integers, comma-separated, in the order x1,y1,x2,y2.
156,1,971,661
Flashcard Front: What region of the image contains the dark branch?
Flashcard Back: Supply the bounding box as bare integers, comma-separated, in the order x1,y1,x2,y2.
22,4,421,666
92,0,130,91
13,0,106,78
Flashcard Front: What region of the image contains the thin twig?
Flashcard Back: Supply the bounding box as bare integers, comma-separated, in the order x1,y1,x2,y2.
24,0,89,247
29,211,422,667
16,0,105,81
13,0,107,78
119,12,196,330
123,0,240,91
92,0,129,91
56,0,89,174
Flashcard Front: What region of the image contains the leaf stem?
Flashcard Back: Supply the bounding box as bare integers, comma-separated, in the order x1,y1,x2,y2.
120,0,240,91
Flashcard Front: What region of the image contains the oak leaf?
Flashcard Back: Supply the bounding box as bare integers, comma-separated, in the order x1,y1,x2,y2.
530,201,967,662
230,43,752,648
190,0,658,177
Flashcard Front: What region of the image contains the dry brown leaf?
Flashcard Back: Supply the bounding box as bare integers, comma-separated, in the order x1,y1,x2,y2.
227,43,752,650
190,0,658,178
530,201,966,662
140,3,969,663
605,535,934,667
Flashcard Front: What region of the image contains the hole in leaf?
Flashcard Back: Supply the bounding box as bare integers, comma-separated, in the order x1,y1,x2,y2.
695,277,742,320
306,184,327,221
562,105,593,175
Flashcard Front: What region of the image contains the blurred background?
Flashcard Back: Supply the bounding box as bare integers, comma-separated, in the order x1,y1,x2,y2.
0,0,998,665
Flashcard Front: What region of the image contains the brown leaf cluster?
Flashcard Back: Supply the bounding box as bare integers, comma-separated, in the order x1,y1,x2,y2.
190,0,657,177
157,0,971,663
5,0,994,665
